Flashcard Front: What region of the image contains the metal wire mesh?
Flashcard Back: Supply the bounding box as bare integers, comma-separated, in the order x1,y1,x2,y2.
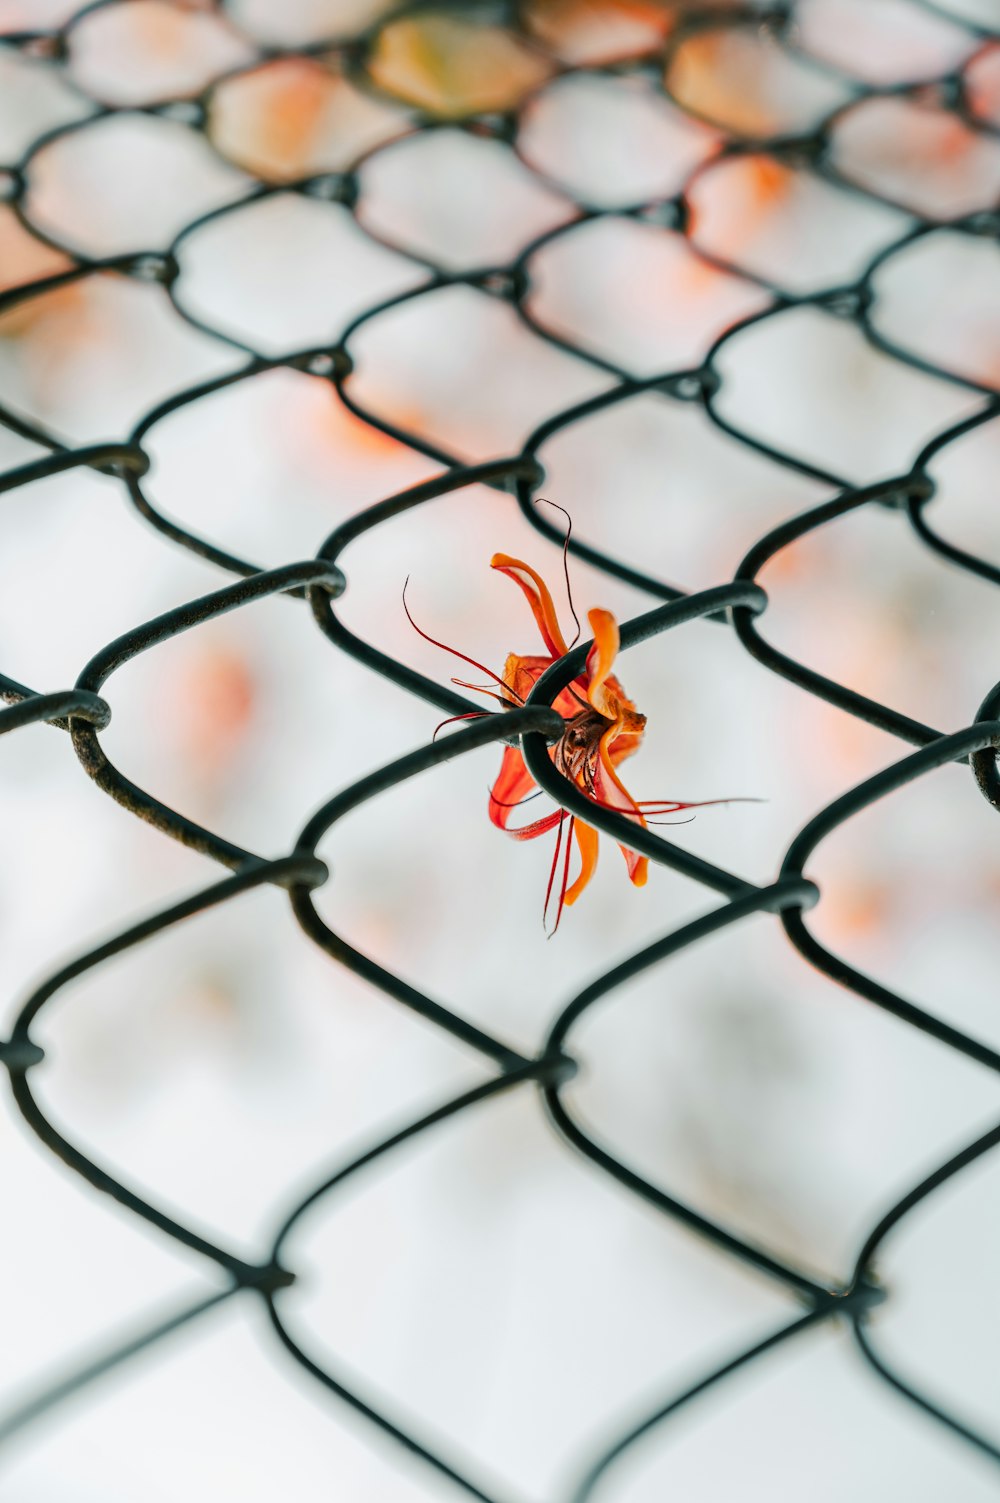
2,0,1000,1495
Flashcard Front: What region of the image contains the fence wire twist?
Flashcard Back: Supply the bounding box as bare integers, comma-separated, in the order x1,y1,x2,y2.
2,0,1000,1496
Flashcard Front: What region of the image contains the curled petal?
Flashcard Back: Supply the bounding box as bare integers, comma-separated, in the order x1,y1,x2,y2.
488,744,537,830
585,608,620,717
491,554,568,658
506,809,566,842
564,819,599,906
608,728,643,766
593,720,648,886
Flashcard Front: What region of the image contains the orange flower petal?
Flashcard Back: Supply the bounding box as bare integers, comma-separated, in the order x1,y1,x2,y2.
585,608,620,716
593,720,648,884
505,809,566,841
564,819,599,906
491,554,569,658
488,744,537,829
501,651,550,704
609,728,643,765
501,652,584,717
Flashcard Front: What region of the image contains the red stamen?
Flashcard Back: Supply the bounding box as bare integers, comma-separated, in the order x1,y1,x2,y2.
549,813,575,937
542,811,567,925
635,797,763,812
573,789,644,819
403,578,515,698
570,793,761,817
432,711,487,742
450,677,523,707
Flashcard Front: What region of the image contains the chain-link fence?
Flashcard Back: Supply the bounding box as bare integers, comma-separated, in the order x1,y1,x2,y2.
2,0,1000,1497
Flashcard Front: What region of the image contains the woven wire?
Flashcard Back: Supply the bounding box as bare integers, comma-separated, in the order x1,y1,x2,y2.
2,0,1000,1495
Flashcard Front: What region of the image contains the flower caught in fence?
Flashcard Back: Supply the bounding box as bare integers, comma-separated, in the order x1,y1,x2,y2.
406,510,732,932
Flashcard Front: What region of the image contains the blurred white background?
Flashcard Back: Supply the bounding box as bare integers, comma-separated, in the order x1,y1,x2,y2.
1,1,1000,1499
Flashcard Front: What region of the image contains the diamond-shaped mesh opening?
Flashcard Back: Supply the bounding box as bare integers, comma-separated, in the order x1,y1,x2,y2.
3,1,1000,1496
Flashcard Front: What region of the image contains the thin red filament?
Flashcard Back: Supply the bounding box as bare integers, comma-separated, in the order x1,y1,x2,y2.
403,578,521,700
536,497,581,649
450,677,522,707
550,814,575,937
432,711,487,742
542,810,568,926
489,789,544,810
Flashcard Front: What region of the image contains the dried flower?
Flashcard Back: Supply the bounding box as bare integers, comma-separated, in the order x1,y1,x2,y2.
406,505,732,932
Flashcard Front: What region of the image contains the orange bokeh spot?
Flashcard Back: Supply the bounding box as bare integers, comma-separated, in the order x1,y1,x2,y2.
525,0,676,63
0,209,74,336
171,646,255,777
368,14,552,117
